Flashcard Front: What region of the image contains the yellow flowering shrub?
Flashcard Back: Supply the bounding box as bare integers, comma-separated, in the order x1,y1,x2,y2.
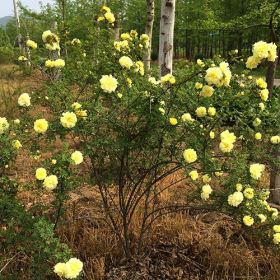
2,6,280,279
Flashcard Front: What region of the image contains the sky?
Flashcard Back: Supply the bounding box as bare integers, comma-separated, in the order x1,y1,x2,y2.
0,0,53,18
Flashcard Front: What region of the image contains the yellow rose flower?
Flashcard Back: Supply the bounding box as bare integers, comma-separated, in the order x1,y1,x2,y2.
54,263,67,278
119,56,133,69
249,163,265,180
35,167,47,181
228,191,244,207
195,106,207,117
60,112,77,128
71,102,82,110
255,132,262,140
253,118,261,127
0,117,9,134
236,183,243,191
104,12,115,23
257,214,267,223
100,75,118,93
209,131,215,139
243,215,254,226
43,175,58,190
259,102,265,111
273,225,280,233
26,39,37,49
256,78,267,89
195,82,203,89
271,135,280,144
169,118,178,126
243,187,254,199
64,258,83,279
219,141,234,153
71,151,84,165
18,93,31,107
259,89,269,101
181,113,194,122
12,140,22,149
189,170,199,181
273,233,280,244
34,119,48,134
201,184,212,200
42,30,53,42
183,148,197,163
200,85,214,97
54,59,65,68
202,174,211,183
45,60,55,68
207,107,216,117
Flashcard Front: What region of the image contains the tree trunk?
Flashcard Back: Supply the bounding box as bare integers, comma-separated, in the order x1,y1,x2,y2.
114,14,120,40
13,0,23,52
144,0,155,71
158,0,176,77
267,1,280,204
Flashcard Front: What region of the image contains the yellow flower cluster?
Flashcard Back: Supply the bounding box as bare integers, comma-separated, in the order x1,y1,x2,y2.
205,62,231,87
201,184,212,200
219,130,236,153
18,93,31,107
161,73,176,84
228,191,244,207
197,59,205,67
42,30,60,51
35,167,58,191
249,163,265,180
18,55,28,62
140,33,150,48
26,39,37,49
100,75,118,93
98,5,115,23
71,102,87,118
246,41,277,69
54,258,83,279
135,61,145,76
0,117,9,134
114,40,130,52
195,106,216,117
45,59,65,68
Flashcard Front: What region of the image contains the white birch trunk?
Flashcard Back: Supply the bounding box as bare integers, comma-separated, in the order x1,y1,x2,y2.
158,0,176,77
144,0,155,71
13,0,23,51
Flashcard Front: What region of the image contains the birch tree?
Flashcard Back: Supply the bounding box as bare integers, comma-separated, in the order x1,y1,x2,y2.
13,0,23,52
144,0,155,71
158,0,176,77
